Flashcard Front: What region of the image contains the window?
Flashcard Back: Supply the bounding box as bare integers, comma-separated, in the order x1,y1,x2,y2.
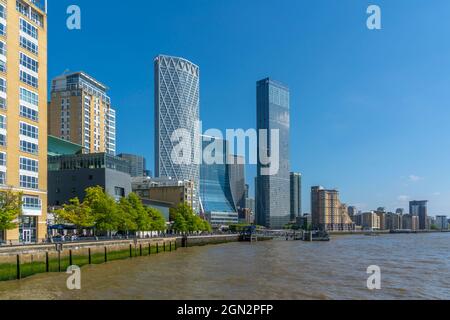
20,19,38,40
0,171,5,185
0,78,6,92
20,53,38,72
20,140,38,154
20,175,38,189
20,122,39,139
0,4,5,19
0,115,5,129
20,36,38,55
114,187,125,198
0,134,5,147
0,23,5,37
0,41,5,56
0,152,5,166
0,60,5,73
20,70,38,88
22,196,42,209
0,97,6,110
20,105,38,121
20,157,38,172
20,87,39,106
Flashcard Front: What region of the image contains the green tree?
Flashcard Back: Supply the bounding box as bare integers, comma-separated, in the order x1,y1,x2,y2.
171,203,212,233
0,190,23,231
54,197,95,231
84,186,120,233
172,213,188,233
147,207,166,231
127,193,153,231
117,197,138,233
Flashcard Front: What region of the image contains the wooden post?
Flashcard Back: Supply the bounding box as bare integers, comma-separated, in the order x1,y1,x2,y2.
139,244,142,256
16,255,21,280
170,242,172,251
69,250,73,266
129,244,132,258
104,247,108,263
149,243,151,255
163,242,166,252
156,243,159,253
88,248,92,264
58,251,61,272
45,252,49,272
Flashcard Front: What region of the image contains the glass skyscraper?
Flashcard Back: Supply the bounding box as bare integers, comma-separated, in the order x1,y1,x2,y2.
154,55,200,212
256,78,291,229
200,136,238,226
290,172,302,221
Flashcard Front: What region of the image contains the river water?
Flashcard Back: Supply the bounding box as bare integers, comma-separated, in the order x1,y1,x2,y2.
0,233,449,300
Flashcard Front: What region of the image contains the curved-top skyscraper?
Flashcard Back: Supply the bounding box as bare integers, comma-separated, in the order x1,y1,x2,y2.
154,55,200,212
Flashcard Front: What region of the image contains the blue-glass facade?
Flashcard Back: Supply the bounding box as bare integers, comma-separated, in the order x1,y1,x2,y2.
200,136,238,226
256,78,291,229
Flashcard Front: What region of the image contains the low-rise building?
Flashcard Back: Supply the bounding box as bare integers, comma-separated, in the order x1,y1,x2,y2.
132,176,194,211
435,216,449,230
48,152,132,205
360,211,380,231
402,214,419,231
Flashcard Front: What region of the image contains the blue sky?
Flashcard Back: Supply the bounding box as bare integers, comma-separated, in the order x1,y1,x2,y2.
48,0,450,215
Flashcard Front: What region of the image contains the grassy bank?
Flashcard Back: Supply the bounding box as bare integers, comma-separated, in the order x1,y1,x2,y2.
0,242,175,282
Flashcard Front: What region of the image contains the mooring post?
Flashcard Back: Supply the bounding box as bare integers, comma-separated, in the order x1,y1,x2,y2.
88,248,92,264
129,244,132,258
156,243,159,253
16,255,21,280
104,247,108,262
45,252,49,272
140,244,142,256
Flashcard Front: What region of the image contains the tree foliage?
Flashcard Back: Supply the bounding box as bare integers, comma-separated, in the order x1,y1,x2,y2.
53,187,167,233
0,190,23,231
171,203,212,233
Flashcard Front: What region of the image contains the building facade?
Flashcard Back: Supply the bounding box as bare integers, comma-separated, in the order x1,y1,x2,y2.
154,55,200,212
385,212,402,231
290,172,302,221
48,153,131,206
200,136,238,227
256,78,291,229
0,0,47,244
311,186,355,231
48,71,116,155
132,176,194,211
228,154,246,210
402,214,419,231
436,216,449,230
117,153,147,177
409,200,428,230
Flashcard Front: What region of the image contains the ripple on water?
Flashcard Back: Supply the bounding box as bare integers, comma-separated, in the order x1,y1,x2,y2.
0,233,449,300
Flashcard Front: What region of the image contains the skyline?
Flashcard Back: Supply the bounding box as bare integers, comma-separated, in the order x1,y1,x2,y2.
47,0,450,214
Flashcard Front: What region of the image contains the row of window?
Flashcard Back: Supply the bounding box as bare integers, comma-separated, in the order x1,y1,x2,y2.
0,134,39,155
20,121,39,139
20,18,38,40
0,152,38,173
20,52,38,72
20,70,38,88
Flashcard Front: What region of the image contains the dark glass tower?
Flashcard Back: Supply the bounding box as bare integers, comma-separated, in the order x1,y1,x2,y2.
256,78,291,229
409,200,429,230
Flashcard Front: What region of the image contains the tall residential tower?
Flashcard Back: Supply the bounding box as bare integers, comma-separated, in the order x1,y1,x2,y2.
256,78,291,229
154,55,200,212
1,0,47,244
48,71,116,155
